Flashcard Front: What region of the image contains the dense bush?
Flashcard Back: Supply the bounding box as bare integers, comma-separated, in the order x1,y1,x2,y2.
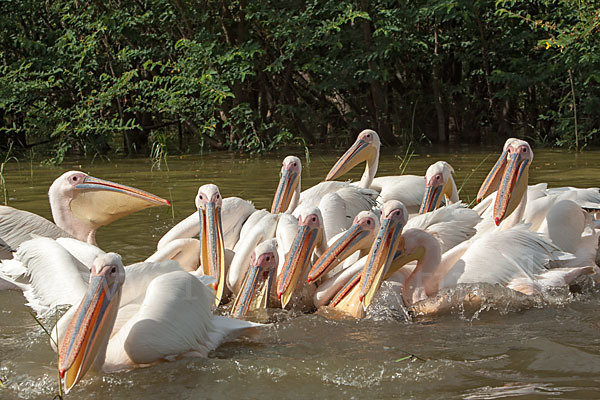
1,0,598,162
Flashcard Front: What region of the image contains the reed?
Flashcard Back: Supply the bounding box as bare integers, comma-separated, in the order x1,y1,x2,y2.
395,351,428,362
396,142,416,175
457,154,490,207
1,142,18,206
150,133,170,172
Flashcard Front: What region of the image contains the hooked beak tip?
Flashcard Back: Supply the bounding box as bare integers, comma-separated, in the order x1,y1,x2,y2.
277,292,282,300
60,369,65,379
494,217,500,226
306,277,312,284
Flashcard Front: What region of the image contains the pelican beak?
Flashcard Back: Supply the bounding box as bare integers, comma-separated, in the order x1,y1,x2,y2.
71,176,170,226
359,216,405,310
58,263,122,393
231,254,277,319
476,150,508,203
418,175,447,214
271,167,299,214
329,271,362,307
493,151,529,225
325,138,374,181
199,201,226,307
307,223,373,283
277,222,321,308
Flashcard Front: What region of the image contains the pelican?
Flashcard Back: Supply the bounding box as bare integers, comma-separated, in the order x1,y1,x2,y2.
142,184,233,305
0,171,170,257
324,129,425,213
229,213,300,317
276,207,327,310
231,239,279,319
270,155,377,218
474,139,599,268
50,252,259,393
418,161,459,214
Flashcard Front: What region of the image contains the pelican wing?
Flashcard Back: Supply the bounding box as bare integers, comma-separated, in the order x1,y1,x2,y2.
6,237,90,315
0,206,73,258
145,238,200,272
105,271,259,371
371,175,425,213
406,202,481,253
440,225,557,289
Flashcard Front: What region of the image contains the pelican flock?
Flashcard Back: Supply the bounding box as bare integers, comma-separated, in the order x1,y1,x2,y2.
1,130,599,394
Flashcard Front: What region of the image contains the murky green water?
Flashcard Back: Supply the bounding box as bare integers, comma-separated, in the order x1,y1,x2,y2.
1,146,600,399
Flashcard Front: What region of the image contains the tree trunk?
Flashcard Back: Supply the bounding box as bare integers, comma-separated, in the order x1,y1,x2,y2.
360,0,394,145
432,24,446,144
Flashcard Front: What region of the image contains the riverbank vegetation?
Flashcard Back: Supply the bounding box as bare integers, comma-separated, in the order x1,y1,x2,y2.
1,0,599,163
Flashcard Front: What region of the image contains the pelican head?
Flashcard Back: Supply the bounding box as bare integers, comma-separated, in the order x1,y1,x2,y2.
51,171,170,244
58,253,125,393
231,239,279,319
419,161,456,214
196,184,226,306
359,200,408,309
276,207,323,308
271,156,301,214
492,140,533,225
476,138,521,202
307,210,380,283
325,129,380,182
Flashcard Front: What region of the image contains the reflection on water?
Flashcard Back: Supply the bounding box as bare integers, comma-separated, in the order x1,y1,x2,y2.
1,147,600,399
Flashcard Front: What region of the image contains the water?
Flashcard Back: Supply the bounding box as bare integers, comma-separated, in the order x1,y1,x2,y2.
1,147,600,399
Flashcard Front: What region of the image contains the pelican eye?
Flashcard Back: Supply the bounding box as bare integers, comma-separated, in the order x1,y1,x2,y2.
110,266,116,274
266,256,270,262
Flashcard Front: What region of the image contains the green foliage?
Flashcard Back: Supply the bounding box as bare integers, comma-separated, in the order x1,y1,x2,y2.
0,0,599,163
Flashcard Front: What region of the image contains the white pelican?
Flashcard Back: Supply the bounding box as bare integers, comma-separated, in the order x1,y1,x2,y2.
418,161,459,214
276,207,328,310
230,239,279,319
324,129,425,213
51,252,259,393
474,139,599,268
144,184,235,305
270,155,377,217
0,171,170,256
